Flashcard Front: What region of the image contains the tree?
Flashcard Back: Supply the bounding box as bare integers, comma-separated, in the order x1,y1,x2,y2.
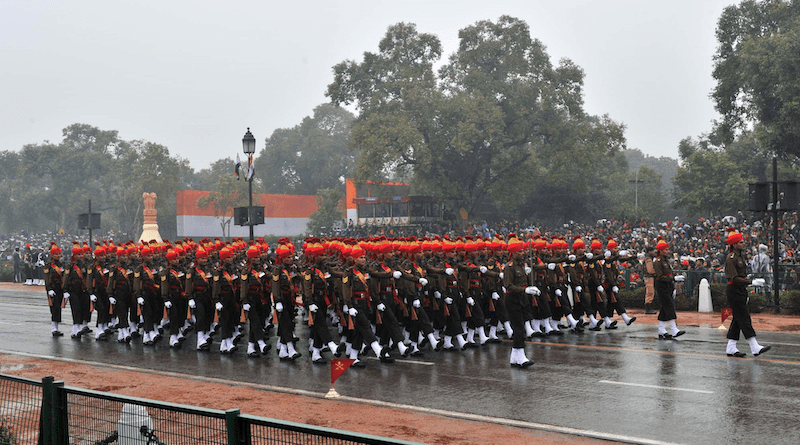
255,104,356,195
197,174,248,240
326,17,626,223
673,137,752,217
712,0,800,158
306,187,344,235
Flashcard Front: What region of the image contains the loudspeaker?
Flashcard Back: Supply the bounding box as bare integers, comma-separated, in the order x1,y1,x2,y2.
749,183,768,212
234,207,249,226
778,181,798,211
78,213,101,230
250,206,264,225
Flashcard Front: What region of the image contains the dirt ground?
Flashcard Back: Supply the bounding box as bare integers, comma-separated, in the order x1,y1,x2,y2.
3,282,800,444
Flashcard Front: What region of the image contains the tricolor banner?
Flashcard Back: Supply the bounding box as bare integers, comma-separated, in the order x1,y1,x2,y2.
331,358,356,385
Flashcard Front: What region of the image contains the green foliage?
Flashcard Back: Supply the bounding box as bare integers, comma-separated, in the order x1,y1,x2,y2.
306,187,345,235
326,16,627,224
0,418,17,445
712,0,800,158
255,104,356,195
673,136,754,217
197,174,249,240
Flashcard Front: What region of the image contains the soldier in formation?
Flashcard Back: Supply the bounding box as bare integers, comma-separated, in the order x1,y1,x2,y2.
43,233,654,368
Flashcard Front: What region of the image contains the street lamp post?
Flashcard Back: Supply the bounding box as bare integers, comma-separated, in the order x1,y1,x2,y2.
242,128,256,241
629,169,644,211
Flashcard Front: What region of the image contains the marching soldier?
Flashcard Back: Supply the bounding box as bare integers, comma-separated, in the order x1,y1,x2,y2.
186,247,214,351
62,243,90,339
653,238,686,339
271,241,302,360
107,247,135,343
724,229,770,357
503,234,534,368
87,245,111,341
213,247,240,354
43,243,65,337
241,246,271,357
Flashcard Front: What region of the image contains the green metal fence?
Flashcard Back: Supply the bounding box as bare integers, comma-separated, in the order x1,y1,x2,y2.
0,374,425,445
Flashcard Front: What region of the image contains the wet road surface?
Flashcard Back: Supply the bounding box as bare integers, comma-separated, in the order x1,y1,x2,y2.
2,288,799,445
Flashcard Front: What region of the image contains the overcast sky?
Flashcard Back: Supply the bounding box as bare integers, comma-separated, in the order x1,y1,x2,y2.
1,0,736,170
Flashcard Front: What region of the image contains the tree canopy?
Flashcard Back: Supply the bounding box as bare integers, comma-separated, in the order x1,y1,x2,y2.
326,16,629,224
712,0,800,158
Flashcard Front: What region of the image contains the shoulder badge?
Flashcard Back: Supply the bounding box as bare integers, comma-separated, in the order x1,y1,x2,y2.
161,275,166,281
213,275,219,282
44,268,49,274
305,273,311,280
186,273,192,279
242,274,248,280
343,276,349,284
109,271,114,277
488,265,494,270
134,272,140,278
273,274,279,281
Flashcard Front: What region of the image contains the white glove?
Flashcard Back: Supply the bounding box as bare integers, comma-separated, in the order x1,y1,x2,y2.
419,278,428,286
637,252,645,259
466,297,475,306
275,302,284,312
499,272,504,279
575,286,582,293
48,290,56,297
555,289,562,297
343,304,349,312
672,289,677,298
479,266,488,274
349,307,358,316
489,291,498,300
445,267,454,276
752,278,766,286
585,253,593,260
377,303,386,312
548,263,556,270
63,292,70,300
524,266,532,275
568,255,576,262
604,251,612,258
525,286,536,295
412,299,421,308
674,275,685,282
109,297,117,305
393,271,402,279
90,294,97,302
612,286,619,293
597,285,604,293
620,250,629,257
434,291,442,299
443,296,454,304
502,286,507,294
308,303,318,313
188,299,196,309
164,301,172,309
137,297,144,305
243,303,251,311
216,302,223,311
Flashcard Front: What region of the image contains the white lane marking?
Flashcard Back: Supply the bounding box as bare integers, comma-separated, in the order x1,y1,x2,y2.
1,350,682,445
600,380,714,394
364,357,434,366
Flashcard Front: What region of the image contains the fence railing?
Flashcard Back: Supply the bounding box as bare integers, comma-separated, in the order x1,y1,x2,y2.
0,374,424,445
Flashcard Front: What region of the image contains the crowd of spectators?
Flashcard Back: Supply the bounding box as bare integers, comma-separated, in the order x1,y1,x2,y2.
5,212,800,290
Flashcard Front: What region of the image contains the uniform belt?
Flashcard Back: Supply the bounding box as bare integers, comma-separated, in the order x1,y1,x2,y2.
383,287,393,292
469,279,480,287
353,291,369,301
447,284,458,288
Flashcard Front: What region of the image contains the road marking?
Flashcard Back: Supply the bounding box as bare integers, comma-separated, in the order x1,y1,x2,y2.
526,340,800,365
599,380,714,394
364,357,434,366
0,350,681,445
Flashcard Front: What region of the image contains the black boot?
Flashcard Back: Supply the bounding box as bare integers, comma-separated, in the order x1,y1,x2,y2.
645,304,657,315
